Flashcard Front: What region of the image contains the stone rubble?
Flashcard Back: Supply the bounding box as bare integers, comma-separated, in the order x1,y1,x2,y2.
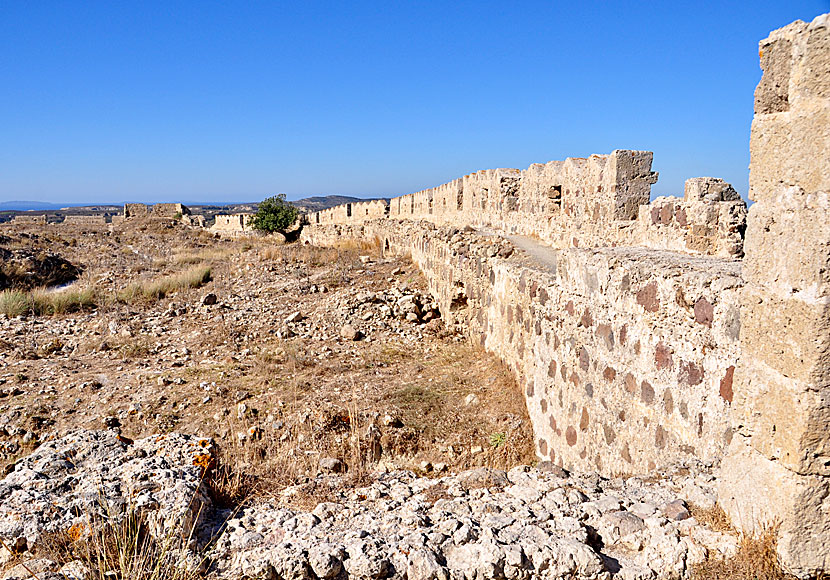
0,430,213,553
0,432,737,580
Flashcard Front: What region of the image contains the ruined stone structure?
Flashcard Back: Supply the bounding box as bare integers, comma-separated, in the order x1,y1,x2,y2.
718,14,830,576
314,200,389,225
300,14,829,576
61,215,106,227
10,214,47,225
211,213,254,232
303,169,744,478
123,202,189,219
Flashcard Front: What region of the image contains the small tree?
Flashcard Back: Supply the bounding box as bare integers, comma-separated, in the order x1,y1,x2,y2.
250,194,299,234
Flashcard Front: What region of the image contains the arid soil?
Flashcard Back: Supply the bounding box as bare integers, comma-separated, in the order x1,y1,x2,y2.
0,220,534,492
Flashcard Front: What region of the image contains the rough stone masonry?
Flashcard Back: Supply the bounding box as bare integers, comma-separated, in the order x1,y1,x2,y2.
300,14,830,578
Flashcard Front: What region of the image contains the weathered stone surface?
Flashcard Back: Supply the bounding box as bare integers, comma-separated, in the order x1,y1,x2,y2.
0,430,213,552
718,13,830,578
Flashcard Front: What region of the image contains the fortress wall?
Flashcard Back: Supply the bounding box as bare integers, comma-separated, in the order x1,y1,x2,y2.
11,215,47,225
299,14,830,575
306,151,745,258
151,203,188,217
303,220,742,476
718,15,830,577
62,215,107,226
124,203,148,217
212,214,253,231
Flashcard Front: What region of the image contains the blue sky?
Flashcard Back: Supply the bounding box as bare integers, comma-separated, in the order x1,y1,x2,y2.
1,1,828,204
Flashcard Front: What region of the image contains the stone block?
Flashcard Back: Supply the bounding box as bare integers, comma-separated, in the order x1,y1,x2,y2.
756,34,794,114
684,178,741,202
741,186,830,293
718,437,830,579
749,106,830,200
731,359,830,476
739,286,830,387
790,14,830,104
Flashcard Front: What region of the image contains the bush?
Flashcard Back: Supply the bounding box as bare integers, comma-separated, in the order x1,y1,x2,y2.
250,194,298,234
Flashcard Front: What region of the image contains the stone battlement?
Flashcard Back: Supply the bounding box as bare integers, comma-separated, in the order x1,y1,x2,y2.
309,151,747,259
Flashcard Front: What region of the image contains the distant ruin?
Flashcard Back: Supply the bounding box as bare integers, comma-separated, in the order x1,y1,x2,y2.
10,214,47,225
211,213,254,232
300,14,830,577
123,202,189,219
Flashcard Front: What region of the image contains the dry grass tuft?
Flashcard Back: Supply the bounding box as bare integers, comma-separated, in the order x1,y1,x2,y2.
118,266,211,304
172,248,233,265
29,506,202,580
0,286,96,317
31,287,96,315
691,524,796,580
690,504,733,533
0,290,28,318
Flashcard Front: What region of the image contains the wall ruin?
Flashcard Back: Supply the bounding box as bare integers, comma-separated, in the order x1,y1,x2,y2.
211,213,254,232
62,215,107,226
718,14,830,577
302,152,747,478
10,214,48,225
299,14,829,576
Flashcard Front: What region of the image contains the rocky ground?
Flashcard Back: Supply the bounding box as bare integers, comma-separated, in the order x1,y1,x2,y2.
0,220,746,579
0,431,736,580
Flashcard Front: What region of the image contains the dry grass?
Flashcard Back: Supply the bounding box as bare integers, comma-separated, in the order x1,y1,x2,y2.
118,266,211,304
172,248,233,265
690,504,733,533
691,523,796,580
0,290,28,317
31,506,202,580
31,287,95,315
0,286,96,317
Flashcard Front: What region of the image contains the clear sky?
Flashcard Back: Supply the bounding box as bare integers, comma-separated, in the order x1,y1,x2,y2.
1,1,828,204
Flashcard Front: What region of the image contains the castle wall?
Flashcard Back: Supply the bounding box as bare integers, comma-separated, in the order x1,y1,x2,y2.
62,215,107,226
212,214,254,231
300,14,828,574
303,221,742,476
310,151,745,258
10,215,47,225
718,14,830,577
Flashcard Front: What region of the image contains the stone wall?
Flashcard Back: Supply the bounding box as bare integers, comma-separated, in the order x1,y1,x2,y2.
304,221,742,477
212,213,254,232
302,153,747,478
124,203,149,218
303,14,829,575
11,215,47,225
310,152,745,259
315,200,389,225
123,203,189,219
62,215,107,226
718,14,830,578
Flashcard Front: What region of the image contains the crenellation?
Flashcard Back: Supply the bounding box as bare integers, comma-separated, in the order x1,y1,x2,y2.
211,213,254,232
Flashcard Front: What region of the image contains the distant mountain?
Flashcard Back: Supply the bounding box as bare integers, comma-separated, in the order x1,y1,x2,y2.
292,195,383,212
0,201,63,211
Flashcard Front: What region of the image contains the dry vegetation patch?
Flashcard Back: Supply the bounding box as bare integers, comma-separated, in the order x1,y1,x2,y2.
0,222,534,512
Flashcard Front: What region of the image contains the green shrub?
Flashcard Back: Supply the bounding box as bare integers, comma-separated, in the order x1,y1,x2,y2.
250,194,298,234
